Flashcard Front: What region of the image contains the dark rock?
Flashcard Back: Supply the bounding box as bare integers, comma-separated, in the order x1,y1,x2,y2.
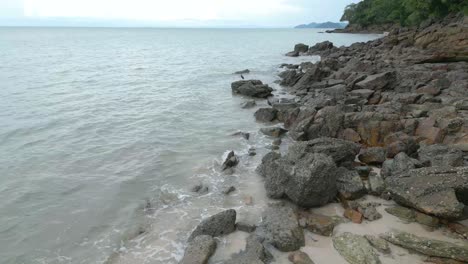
234,69,250,74
294,43,309,53
308,41,334,54
272,138,282,146
358,147,387,165
231,80,273,98
222,151,239,171
260,127,288,138
381,230,468,262
288,251,315,264
333,232,381,264
336,167,367,200
385,166,468,219
259,149,337,207
287,137,360,168
180,235,217,264
188,209,236,241
279,70,303,87
381,152,421,178
222,186,236,195
191,183,209,194
248,148,257,156
256,204,305,252
418,144,464,167
254,108,278,122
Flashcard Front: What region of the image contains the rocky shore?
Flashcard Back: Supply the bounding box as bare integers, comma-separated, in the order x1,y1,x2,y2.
180,14,468,264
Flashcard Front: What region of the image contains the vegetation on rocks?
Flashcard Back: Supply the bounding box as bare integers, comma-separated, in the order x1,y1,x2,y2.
341,0,468,27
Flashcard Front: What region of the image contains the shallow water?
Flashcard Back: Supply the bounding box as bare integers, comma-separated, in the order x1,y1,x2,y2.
0,27,380,264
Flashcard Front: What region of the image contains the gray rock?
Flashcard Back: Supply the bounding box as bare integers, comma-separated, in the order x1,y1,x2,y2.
294,43,309,53
256,204,305,252
258,150,338,207
279,70,303,87
385,206,416,221
288,251,315,264
336,167,367,200
260,127,288,138
332,232,381,264
236,222,257,233
223,235,272,264
272,138,282,146
248,147,257,156
188,209,236,241
254,108,278,122
241,100,257,109
385,166,468,219
287,137,360,168
381,230,468,262
222,151,239,171
232,80,273,98
359,147,387,165
368,172,385,196
231,131,250,140
381,152,421,178
308,41,334,53
180,235,217,264
418,144,464,167
355,71,396,91
365,235,391,254
350,201,382,221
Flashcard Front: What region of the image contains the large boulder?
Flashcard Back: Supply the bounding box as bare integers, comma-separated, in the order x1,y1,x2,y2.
381,230,468,262
336,167,367,200
287,137,360,168
258,150,338,207
254,108,278,122
418,144,464,167
385,166,468,219
221,151,239,171
180,235,217,264
188,210,236,241
381,152,421,178
308,41,334,54
231,80,273,98
332,232,381,264
358,147,387,165
279,70,303,87
355,71,396,91
256,204,305,252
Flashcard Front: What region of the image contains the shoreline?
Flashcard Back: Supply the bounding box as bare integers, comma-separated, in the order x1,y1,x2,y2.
180,14,468,264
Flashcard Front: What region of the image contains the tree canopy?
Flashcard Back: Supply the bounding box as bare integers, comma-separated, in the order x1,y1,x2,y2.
341,0,468,27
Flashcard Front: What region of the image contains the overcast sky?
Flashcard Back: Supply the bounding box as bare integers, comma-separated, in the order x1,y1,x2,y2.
0,0,360,27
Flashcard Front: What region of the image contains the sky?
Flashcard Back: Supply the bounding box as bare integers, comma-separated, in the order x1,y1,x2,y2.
0,0,360,27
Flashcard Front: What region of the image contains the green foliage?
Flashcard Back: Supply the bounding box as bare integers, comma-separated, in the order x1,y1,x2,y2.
340,0,468,27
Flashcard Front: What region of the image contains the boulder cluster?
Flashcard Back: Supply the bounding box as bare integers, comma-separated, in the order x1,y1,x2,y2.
182,14,468,264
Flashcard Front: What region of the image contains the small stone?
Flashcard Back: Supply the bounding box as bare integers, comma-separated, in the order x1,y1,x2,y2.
344,208,363,224
222,151,239,171
191,183,209,194
244,196,253,205
222,186,236,195
358,147,387,165
368,172,385,196
231,131,250,140
288,251,315,264
385,206,416,221
415,211,439,227
248,148,257,156
333,232,381,264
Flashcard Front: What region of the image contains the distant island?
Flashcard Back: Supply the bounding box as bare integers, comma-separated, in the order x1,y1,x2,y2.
294,21,347,29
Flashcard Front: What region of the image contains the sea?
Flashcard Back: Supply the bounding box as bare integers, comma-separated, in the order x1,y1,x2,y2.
0,27,379,264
